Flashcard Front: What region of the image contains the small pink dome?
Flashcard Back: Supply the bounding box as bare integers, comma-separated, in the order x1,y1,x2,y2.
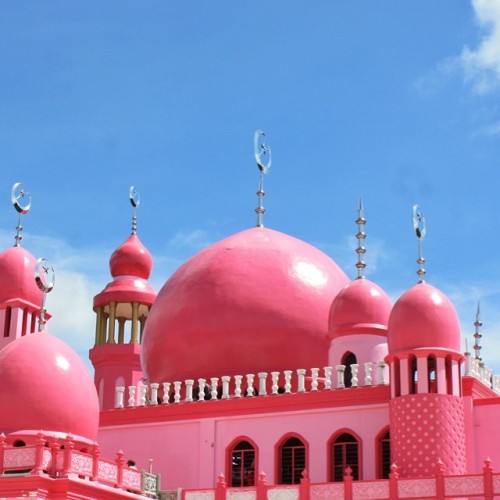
328,278,392,339
0,246,42,306
142,227,349,383
0,333,99,442
388,282,461,353
110,234,152,279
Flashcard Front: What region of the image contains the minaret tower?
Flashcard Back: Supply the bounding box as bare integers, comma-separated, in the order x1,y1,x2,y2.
386,205,466,477
0,183,51,350
89,187,156,410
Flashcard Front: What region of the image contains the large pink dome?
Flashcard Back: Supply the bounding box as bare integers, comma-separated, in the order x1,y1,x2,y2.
388,282,461,354
142,227,349,382
328,278,392,339
0,246,42,306
0,333,99,442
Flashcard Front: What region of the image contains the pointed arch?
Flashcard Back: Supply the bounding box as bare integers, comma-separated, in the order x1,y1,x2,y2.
276,433,308,485
328,429,361,482
341,351,357,388
226,436,257,487
375,426,391,479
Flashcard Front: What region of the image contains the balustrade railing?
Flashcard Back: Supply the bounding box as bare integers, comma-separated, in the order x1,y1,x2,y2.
0,432,160,497
115,362,389,409
463,352,500,393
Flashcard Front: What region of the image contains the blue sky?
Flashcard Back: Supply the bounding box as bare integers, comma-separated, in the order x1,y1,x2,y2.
1,1,500,371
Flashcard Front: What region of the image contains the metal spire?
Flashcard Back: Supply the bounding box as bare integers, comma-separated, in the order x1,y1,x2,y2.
254,130,272,228
129,186,140,235
355,197,366,279
11,182,31,247
412,204,426,283
34,257,55,332
473,301,482,361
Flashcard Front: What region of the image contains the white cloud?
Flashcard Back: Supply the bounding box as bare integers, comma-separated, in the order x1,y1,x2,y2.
461,0,500,93
474,120,500,137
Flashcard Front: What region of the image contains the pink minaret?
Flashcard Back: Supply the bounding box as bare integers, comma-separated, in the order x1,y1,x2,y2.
0,183,50,349
386,206,466,477
89,187,156,410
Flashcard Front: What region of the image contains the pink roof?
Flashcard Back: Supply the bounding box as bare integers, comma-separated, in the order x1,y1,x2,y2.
328,278,392,339
110,234,152,279
141,227,349,383
0,246,42,306
388,282,461,353
0,333,99,441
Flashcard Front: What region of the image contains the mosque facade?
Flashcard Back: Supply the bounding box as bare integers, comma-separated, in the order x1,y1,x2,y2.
1,180,500,499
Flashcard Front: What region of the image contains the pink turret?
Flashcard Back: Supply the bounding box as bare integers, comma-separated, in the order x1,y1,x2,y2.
90,190,156,409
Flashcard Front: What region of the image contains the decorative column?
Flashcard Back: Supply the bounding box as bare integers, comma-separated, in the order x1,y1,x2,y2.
107,302,116,344
131,302,139,344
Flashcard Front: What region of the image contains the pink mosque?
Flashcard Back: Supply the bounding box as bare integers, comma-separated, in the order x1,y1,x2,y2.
1,166,500,500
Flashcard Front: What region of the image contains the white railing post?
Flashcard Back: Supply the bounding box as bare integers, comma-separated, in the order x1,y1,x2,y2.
323,366,332,390
115,386,125,409
128,386,136,407
310,368,319,391
234,375,243,398
210,378,219,400
246,374,255,396
221,376,231,399
351,364,359,387
297,369,306,393
185,380,194,402
162,382,171,404
271,372,280,395
150,383,159,405
173,381,182,403
258,373,268,396
284,370,292,393
336,365,345,389
377,361,387,385
138,383,147,406
364,362,373,386
463,352,472,376
198,379,206,401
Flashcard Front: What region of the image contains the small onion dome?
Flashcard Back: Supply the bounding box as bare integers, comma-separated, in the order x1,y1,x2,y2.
110,234,152,280
0,246,42,306
94,234,156,308
328,278,392,339
0,333,99,444
388,282,461,354
141,227,349,383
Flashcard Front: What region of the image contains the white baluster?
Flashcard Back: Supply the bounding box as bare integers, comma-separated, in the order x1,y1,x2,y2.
284,370,292,393
234,376,243,398
185,380,194,402
377,361,387,385
463,352,472,376
211,377,219,400
198,379,206,401
128,386,136,407
297,369,306,393
364,362,373,386
336,365,345,389
138,383,147,406
493,375,500,393
246,374,255,396
150,383,159,405
323,366,332,390
258,372,267,395
310,368,319,391
271,372,280,395
222,376,231,399
173,381,182,403
351,364,359,388
162,382,171,404
115,386,125,409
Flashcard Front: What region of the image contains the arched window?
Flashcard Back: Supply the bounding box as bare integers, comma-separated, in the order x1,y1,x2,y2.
230,441,255,487
342,352,357,388
331,433,359,481
378,431,390,479
279,436,306,484
4,307,11,337
428,355,436,393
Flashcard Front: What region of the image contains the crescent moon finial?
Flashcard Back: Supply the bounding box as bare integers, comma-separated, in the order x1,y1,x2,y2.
34,257,55,332
355,196,366,279
473,301,483,361
11,182,31,247
254,130,272,228
129,186,140,234
412,204,426,283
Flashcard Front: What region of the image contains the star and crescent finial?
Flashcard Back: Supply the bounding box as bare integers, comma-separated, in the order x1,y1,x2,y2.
34,257,55,332
254,130,272,228
11,182,31,247
412,204,426,283
129,186,140,235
